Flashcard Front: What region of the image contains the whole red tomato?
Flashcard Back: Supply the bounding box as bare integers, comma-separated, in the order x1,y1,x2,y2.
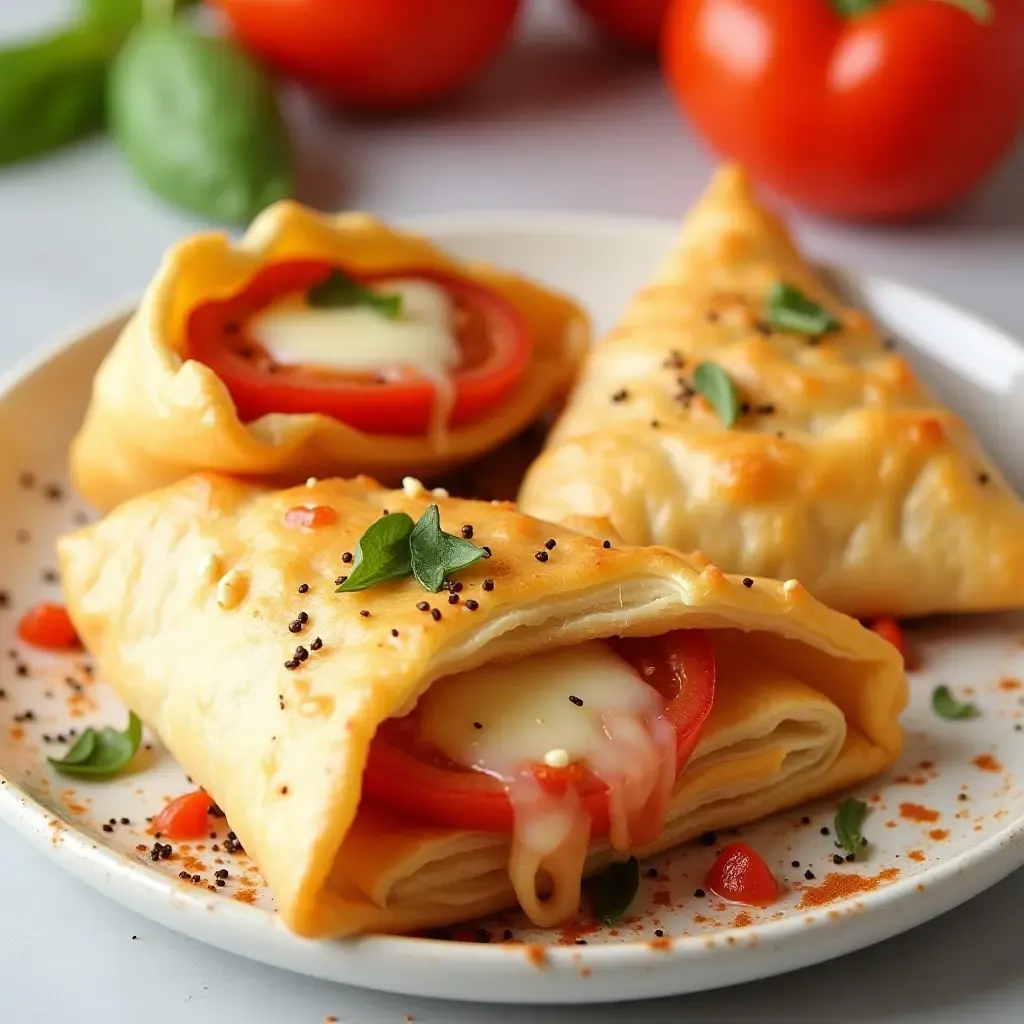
663,0,1024,219
573,0,671,50
212,0,522,110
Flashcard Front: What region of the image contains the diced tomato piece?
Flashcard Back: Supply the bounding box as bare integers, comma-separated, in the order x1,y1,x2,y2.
17,602,79,650
868,617,906,660
705,842,780,907
152,790,213,840
284,505,337,529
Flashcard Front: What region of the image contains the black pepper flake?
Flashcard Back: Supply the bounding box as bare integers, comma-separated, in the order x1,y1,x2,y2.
801,816,811,825
215,878,226,888
611,388,629,403
742,577,754,588
534,550,548,563
310,637,323,651
481,546,491,558
502,929,513,941
482,578,494,591
451,581,463,593
416,601,429,612
602,539,611,549
13,710,35,722
755,404,776,415
102,824,114,833
804,870,815,880
288,620,303,634
461,525,474,539
845,853,856,862
336,576,348,586
569,695,584,707
284,659,299,670
18,471,34,489
663,350,685,369
832,854,845,865
754,320,774,337
448,593,459,605
224,832,244,854
15,665,28,677
694,888,705,898
699,831,716,846
43,483,63,502
882,337,897,350
465,600,479,611
359,609,370,617
41,569,59,584
978,472,990,485
739,402,751,416
121,818,130,825
544,538,557,550
209,804,225,818
647,867,658,879
475,928,490,944
1015,724,1022,732
280,785,289,795
430,608,442,622
575,938,588,945
295,646,309,662
178,870,190,880
957,792,968,801
341,552,353,564
473,722,482,730
391,629,399,637
791,860,800,868
382,509,389,516
298,583,309,594
298,611,308,623
0,591,9,609
820,826,830,836
215,868,228,879
654,929,664,938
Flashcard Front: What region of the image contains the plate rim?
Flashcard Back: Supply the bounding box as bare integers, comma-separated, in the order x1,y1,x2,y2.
1,208,1023,1003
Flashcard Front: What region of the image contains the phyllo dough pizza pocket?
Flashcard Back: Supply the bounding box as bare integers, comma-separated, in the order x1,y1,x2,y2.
71,202,587,511
58,474,905,937
519,166,1024,619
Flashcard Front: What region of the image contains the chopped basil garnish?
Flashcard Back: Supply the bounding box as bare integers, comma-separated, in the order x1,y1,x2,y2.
834,798,869,859
410,504,488,593
336,512,415,592
307,269,402,319
337,505,486,594
932,684,977,720
48,712,142,779
832,0,990,20
592,856,640,925
693,361,740,428
765,282,840,336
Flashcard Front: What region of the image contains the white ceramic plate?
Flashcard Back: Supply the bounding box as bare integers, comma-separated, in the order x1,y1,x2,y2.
1,212,1024,1005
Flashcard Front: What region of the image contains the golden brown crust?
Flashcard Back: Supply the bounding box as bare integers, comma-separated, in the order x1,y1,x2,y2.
520,166,1024,618
70,203,588,511
58,472,905,936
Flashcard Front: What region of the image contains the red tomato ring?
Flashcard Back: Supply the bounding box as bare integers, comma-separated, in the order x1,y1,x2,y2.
361,629,716,835
185,261,532,435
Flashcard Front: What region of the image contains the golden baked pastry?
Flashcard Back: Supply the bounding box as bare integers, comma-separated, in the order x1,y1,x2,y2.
70,202,587,511
519,166,1024,619
59,473,905,937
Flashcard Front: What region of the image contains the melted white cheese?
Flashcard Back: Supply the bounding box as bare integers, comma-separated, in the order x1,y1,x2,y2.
250,278,460,379
416,641,676,926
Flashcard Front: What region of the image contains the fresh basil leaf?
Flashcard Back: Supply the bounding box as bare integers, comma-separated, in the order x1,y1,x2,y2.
81,0,202,38
410,504,487,593
592,856,640,925
337,513,415,592
308,270,402,320
835,798,869,859
932,684,977,720
693,362,740,428
109,22,293,224
48,712,142,779
833,0,991,20
765,282,840,335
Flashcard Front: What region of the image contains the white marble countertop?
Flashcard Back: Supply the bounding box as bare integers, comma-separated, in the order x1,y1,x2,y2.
1,1,1023,1021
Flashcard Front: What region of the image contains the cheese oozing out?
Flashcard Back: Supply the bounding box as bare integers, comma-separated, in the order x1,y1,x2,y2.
250,278,461,379
416,641,676,926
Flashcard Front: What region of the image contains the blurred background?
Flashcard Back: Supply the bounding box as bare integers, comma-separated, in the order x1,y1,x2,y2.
1,0,1022,370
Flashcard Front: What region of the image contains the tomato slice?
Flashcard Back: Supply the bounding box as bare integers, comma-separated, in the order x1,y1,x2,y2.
152,790,212,840
186,261,531,435
705,842,780,907
361,629,716,834
17,602,79,650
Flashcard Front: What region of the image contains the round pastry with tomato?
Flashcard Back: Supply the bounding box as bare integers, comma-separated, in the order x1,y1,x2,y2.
69,202,588,510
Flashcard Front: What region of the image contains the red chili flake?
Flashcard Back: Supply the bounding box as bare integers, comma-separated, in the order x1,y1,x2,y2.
284,506,336,530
